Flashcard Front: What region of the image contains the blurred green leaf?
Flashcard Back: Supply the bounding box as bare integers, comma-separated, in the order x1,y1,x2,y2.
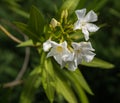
28,6,44,37
64,69,91,103
20,66,42,103
82,58,114,69
73,69,93,95
15,22,40,42
52,63,78,103
55,76,78,103
17,40,34,47
42,58,55,103
60,0,80,15
94,0,108,11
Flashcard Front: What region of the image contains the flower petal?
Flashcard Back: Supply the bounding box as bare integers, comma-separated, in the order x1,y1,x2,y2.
43,40,52,52
82,51,96,62
73,20,81,30
82,27,89,41
75,8,86,19
72,42,80,50
86,23,99,32
68,61,77,71
84,10,98,22
80,42,95,51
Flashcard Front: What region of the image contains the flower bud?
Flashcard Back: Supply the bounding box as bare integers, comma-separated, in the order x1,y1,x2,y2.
50,18,59,28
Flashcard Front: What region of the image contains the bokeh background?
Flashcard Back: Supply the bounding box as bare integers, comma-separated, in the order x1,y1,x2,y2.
0,0,120,103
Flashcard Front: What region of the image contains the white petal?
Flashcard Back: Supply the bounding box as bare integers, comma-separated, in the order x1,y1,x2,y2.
83,51,95,62
72,42,80,50
86,23,99,32
68,61,77,71
54,55,63,65
43,40,52,52
75,8,86,19
84,10,98,22
50,41,59,47
73,20,81,30
80,42,95,51
62,53,74,62
82,27,89,41
61,41,67,48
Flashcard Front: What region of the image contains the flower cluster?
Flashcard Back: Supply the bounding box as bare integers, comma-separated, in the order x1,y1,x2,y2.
43,8,99,71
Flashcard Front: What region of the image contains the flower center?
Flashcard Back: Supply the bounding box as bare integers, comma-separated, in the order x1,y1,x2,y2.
81,21,86,27
56,46,63,53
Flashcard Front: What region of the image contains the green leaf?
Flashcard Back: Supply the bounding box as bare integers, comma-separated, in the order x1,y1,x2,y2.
20,66,42,103
82,58,114,69
53,63,78,103
94,0,108,11
28,6,44,36
17,39,41,47
55,76,78,103
17,39,34,47
64,69,91,103
15,22,40,42
42,58,55,103
73,69,93,95
60,0,80,15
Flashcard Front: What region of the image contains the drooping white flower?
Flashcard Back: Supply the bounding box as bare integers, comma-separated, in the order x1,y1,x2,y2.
72,42,96,66
74,8,99,41
62,52,77,71
47,41,70,68
43,40,52,52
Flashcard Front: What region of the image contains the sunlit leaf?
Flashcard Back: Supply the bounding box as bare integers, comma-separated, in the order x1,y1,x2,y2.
55,76,78,103
53,63,78,103
42,58,55,103
73,69,93,95
17,40,34,47
82,57,114,69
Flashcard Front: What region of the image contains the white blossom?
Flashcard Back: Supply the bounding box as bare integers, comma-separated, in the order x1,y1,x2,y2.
47,41,70,68
62,53,77,71
74,8,99,41
72,42,96,66
43,40,52,52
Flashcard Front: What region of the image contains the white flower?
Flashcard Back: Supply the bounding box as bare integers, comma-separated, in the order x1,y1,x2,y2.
62,53,77,71
43,40,52,52
47,41,70,68
74,8,99,41
72,42,96,66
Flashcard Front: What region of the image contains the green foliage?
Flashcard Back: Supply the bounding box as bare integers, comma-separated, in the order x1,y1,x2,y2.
60,0,80,15
20,66,42,103
82,58,114,69
1,0,119,103
28,6,45,37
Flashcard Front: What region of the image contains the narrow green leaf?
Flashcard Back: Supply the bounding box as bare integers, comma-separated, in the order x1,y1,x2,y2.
53,64,78,103
17,40,34,47
20,66,42,103
60,0,80,15
82,58,114,69
55,76,78,103
42,58,55,103
28,6,44,36
64,69,91,103
94,0,108,11
73,69,93,95
17,39,41,47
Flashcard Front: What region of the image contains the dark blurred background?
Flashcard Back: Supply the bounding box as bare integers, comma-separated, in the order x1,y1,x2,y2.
0,0,120,103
